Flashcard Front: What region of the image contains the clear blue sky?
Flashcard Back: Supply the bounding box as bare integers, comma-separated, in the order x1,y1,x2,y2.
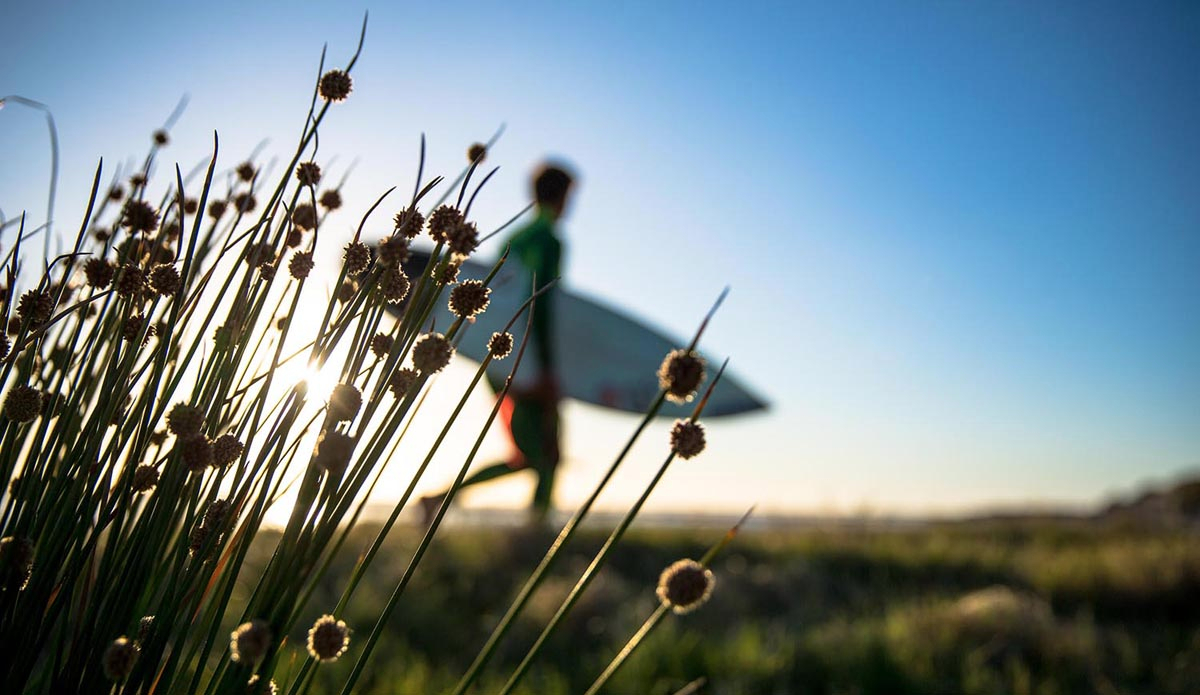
2,1,1197,515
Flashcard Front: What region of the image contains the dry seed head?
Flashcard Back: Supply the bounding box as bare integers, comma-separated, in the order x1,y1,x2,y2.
292,203,318,231
657,349,706,404
4,385,43,423
437,262,460,285
376,235,409,267
656,559,715,614
328,383,362,423
393,208,425,240
468,142,487,163
102,637,139,681
669,420,706,459
448,280,490,319
315,430,354,475
370,333,393,358
445,220,479,258
488,332,513,359
17,289,53,326
167,403,204,437
161,220,181,241
122,200,159,234
343,241,371,274
245,242,274,267
296,161,322,187
188,524,211,557
204,498,233,530
129,173,148,188
7,317,20,336
318,69,353,102
380,266,410,303
0,536,34,591
84,258,115,288
115,263,146,297
149,264,181,296
307,615,350,662
234,192,257,213
184,197,199,214
213,434,245,468
153,129,169,146
235,161,256,182
132,465,159,493
337,280,357,303
389,368,418,398
259,263,276,283
289,252,315,280
286,229,303,248
319,189,342,210
108,185,125,202
180,436,214,472
208,199,228,219
94,226,111,242
427,205,462,243
122,314,155,345
412,333,453,374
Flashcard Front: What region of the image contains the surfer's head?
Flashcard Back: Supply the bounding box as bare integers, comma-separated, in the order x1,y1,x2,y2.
533,163,574,219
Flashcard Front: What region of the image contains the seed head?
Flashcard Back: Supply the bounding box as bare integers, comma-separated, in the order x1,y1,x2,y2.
657,349,706,404
129,173,148,188
230,619,273,664
184,197,199,214
286,229,303,248
315,430,354,475
94,227,112,242
0,536,34,591
488,332,513,359
296,161,322,187
307,615,350,662
412,333,453,374
376,235,409,267
246,675,278,695
336,280,357,303
84,258,115,288
437,262,460,285
427,205,462,243
289,252,315,280
245,241,274,267
153,129,169,146
370,333,393,358
656,559,715,614
328,383,362,423
669,420,706,459
213,434,245,468
236,162,256,182
149,264,181,296
102,637,139,681
445,220,479,258
319,189,342,210
393,207,425,240
203,498,234,531
234,192,257,213
122,200,159,234
319,70,353,102
448,280,490,319
132,465,159,493
468,142,487,163
343,241,371,274
122,314,155,345
208,200,228,220
380,266,410,303
180,436,214,472
167,403,204,437
259,263,277,283
0,332,9,361
188,524,211,557
161,220,181,240
389,368,418,398
292,203,318,231
4,385,42,423
17,289,54,326
115,263,146,297
108,185,125,202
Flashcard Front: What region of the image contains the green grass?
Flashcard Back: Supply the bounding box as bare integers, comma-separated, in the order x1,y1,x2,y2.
276,519,1200,695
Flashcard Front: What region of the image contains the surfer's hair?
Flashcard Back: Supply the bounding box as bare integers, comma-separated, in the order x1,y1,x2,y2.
533,164,574,207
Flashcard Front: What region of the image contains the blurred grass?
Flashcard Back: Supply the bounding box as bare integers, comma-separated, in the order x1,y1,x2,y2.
261,518,1200,695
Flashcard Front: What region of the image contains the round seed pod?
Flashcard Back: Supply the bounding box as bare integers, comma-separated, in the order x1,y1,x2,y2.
488,332,513,359
289,252,315,280
669,420,706,459
212,434,245,468
102,637,139,681
656,559,715,614
306,614,350,662
412,333,453,374
167,403,204,438
121,200,159,234
389,368,418,398
343,241,371,274
657,349,706,404
0,536,34,591
296,161,322,187
84,258,116,289
328,383,362,423
427,205,462,243
4,385,43,423
319,70,353,102
448,280,490,319
230,619,272,663
319,189,342,210
132,465,159,493
380,266,410,303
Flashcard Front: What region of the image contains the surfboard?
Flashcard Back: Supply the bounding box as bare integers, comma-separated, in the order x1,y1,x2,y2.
396,249,768,418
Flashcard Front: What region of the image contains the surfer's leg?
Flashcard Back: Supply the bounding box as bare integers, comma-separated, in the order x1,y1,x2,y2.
528,402,561,523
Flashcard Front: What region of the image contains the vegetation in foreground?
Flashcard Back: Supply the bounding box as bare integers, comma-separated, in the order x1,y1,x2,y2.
289,517,1200,695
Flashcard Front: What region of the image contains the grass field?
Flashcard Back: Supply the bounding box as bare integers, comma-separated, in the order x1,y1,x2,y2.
248,516,1200,695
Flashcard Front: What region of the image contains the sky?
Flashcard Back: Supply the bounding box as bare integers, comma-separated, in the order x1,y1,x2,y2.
1,1,1197,516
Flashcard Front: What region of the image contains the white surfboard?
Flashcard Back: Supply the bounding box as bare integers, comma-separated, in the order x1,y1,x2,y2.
398,249,767,418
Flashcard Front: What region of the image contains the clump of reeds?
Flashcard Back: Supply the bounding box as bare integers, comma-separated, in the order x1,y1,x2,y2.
0,17,743,694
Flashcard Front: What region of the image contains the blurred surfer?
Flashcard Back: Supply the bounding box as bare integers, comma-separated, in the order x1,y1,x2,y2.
421,162,574,525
